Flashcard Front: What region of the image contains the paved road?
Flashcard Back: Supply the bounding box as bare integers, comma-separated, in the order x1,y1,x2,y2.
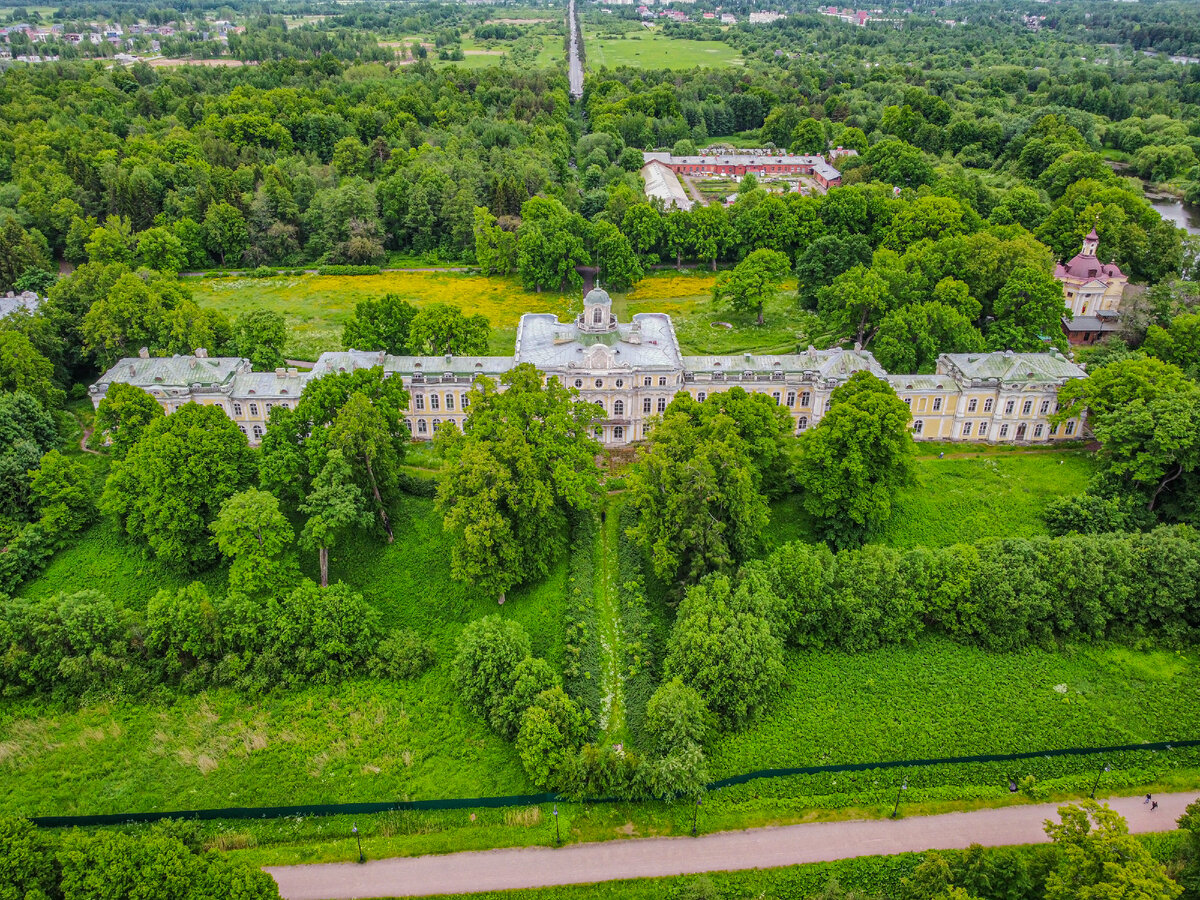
266,792,1195,899
567,0,583,100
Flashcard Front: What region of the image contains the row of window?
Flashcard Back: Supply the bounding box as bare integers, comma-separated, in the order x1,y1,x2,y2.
239,424,264,440
903,397,1058,416
232,401,291,418
574,375,673,390
910,420,1076,439
413,393,468,412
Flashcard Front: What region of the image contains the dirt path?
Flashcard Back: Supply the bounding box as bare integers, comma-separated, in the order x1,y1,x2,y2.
265,792,1196,899
679,173,707,205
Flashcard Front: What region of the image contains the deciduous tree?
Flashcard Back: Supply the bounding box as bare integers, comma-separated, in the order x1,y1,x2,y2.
713,248,790,326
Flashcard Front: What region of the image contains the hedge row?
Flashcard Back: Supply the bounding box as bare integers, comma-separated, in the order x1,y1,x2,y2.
0,580,433,699
317,264,381,275
617,500,662,752
563,511,604,734
761,526,1200,653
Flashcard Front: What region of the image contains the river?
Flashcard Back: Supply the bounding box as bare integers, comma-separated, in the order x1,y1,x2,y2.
1149,197,1200,235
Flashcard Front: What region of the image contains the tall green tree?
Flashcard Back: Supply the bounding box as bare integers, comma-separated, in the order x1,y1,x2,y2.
689,202,731,272
795,371,914,548
0,329,62,408
203,201,249,267
102,403,254,569
817,265,892,347
407,304,490,356
1044,802,1181,900
299,449,371,587
93,383,164,457
210,488,297,598
437,364,600,603
341,294,417,355
1056,357,1200,513
590,220,644,291
986,266,1067,352
872,302,984,374
627,408,769,586
713,248,790,326
234,309,289,370
328,391,399,543
473,206,517,276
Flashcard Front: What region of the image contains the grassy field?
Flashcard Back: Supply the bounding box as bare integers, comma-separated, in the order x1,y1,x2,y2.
765,451,1099,551
1,495,569,818
584,29,743,69
188,272,575,361
188,269,836,361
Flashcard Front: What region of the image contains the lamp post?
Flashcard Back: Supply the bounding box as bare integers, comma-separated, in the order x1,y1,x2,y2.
353,824,363,864
553,804,561,846
1090,764,1111,799
692,797,702,836
890,779,908,819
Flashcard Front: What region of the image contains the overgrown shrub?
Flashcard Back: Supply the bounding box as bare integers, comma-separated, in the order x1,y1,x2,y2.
452,615,533,731
762,525,1200,652
563,511,603,732
317,265,381,275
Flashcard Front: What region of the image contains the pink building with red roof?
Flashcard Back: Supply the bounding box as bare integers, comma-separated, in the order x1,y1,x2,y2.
1054,229,1127,346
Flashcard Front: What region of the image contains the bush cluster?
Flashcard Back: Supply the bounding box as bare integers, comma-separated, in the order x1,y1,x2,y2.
762,525,1200,653
618,503,662,750
316,264,382,275
0,816,280,900
452,615,709,799
0,581,433,698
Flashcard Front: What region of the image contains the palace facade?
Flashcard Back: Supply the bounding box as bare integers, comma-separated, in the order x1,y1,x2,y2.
89,289,1088,446
1056,228,1128,346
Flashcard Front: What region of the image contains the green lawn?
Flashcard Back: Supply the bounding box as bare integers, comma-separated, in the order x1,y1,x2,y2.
765,451,1099,551
585,30,743,69
1,496,568,818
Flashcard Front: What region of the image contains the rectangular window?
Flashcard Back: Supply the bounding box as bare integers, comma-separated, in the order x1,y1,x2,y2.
698,392,706,402
233,403,242,416
1040,400,1050,415
1000,424,1009,437
913,420,923,434
643,398,651,414
463,395,470,409
967,398,977,413
249,403,258,417
978,422,989,436
933,397,943,411
431,394,440,411
983,398,993,413
962,422,972,436
644,376,652,386
800,391,811,407
1005,400,1015,415
1022,400,1033,415
657,397,667,413
904,397,911,407
659,376,667,386
1034,423,1044,438
446,393,455,410
772,392,781,405
415,395,425,410
1050,423,1059,435
787,391,796,407
1066,420,1076,435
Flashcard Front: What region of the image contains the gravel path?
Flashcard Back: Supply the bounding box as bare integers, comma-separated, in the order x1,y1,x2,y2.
265,792,1196,899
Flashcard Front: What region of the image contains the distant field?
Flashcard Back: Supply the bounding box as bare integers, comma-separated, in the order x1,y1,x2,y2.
189,272,575,361
765,451,1099,550
188,269,829,361
584,30,742,69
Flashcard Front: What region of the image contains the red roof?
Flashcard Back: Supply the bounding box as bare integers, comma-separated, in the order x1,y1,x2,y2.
1055,253,1124,282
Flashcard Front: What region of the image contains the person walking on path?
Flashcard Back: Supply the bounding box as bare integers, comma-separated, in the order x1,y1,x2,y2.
1145,793,1152,804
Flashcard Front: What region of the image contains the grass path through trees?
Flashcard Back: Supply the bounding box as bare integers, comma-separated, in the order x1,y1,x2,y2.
597,501,627,743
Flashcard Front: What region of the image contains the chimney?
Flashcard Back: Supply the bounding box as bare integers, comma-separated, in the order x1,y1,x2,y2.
287,367,298,376
275,367,286,376
194,348,208,358
138,347,149,359
128,364,136,376
445,353,452,363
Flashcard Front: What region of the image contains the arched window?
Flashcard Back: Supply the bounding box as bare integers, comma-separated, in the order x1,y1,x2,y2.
912,419,923,434
252,425,263,440
239,425,247,436
432,418,441,431
614,426,624,440
417,419,427,434
405,419,412,432
797,416,808,432
614,399,624,416
594,307,603,324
